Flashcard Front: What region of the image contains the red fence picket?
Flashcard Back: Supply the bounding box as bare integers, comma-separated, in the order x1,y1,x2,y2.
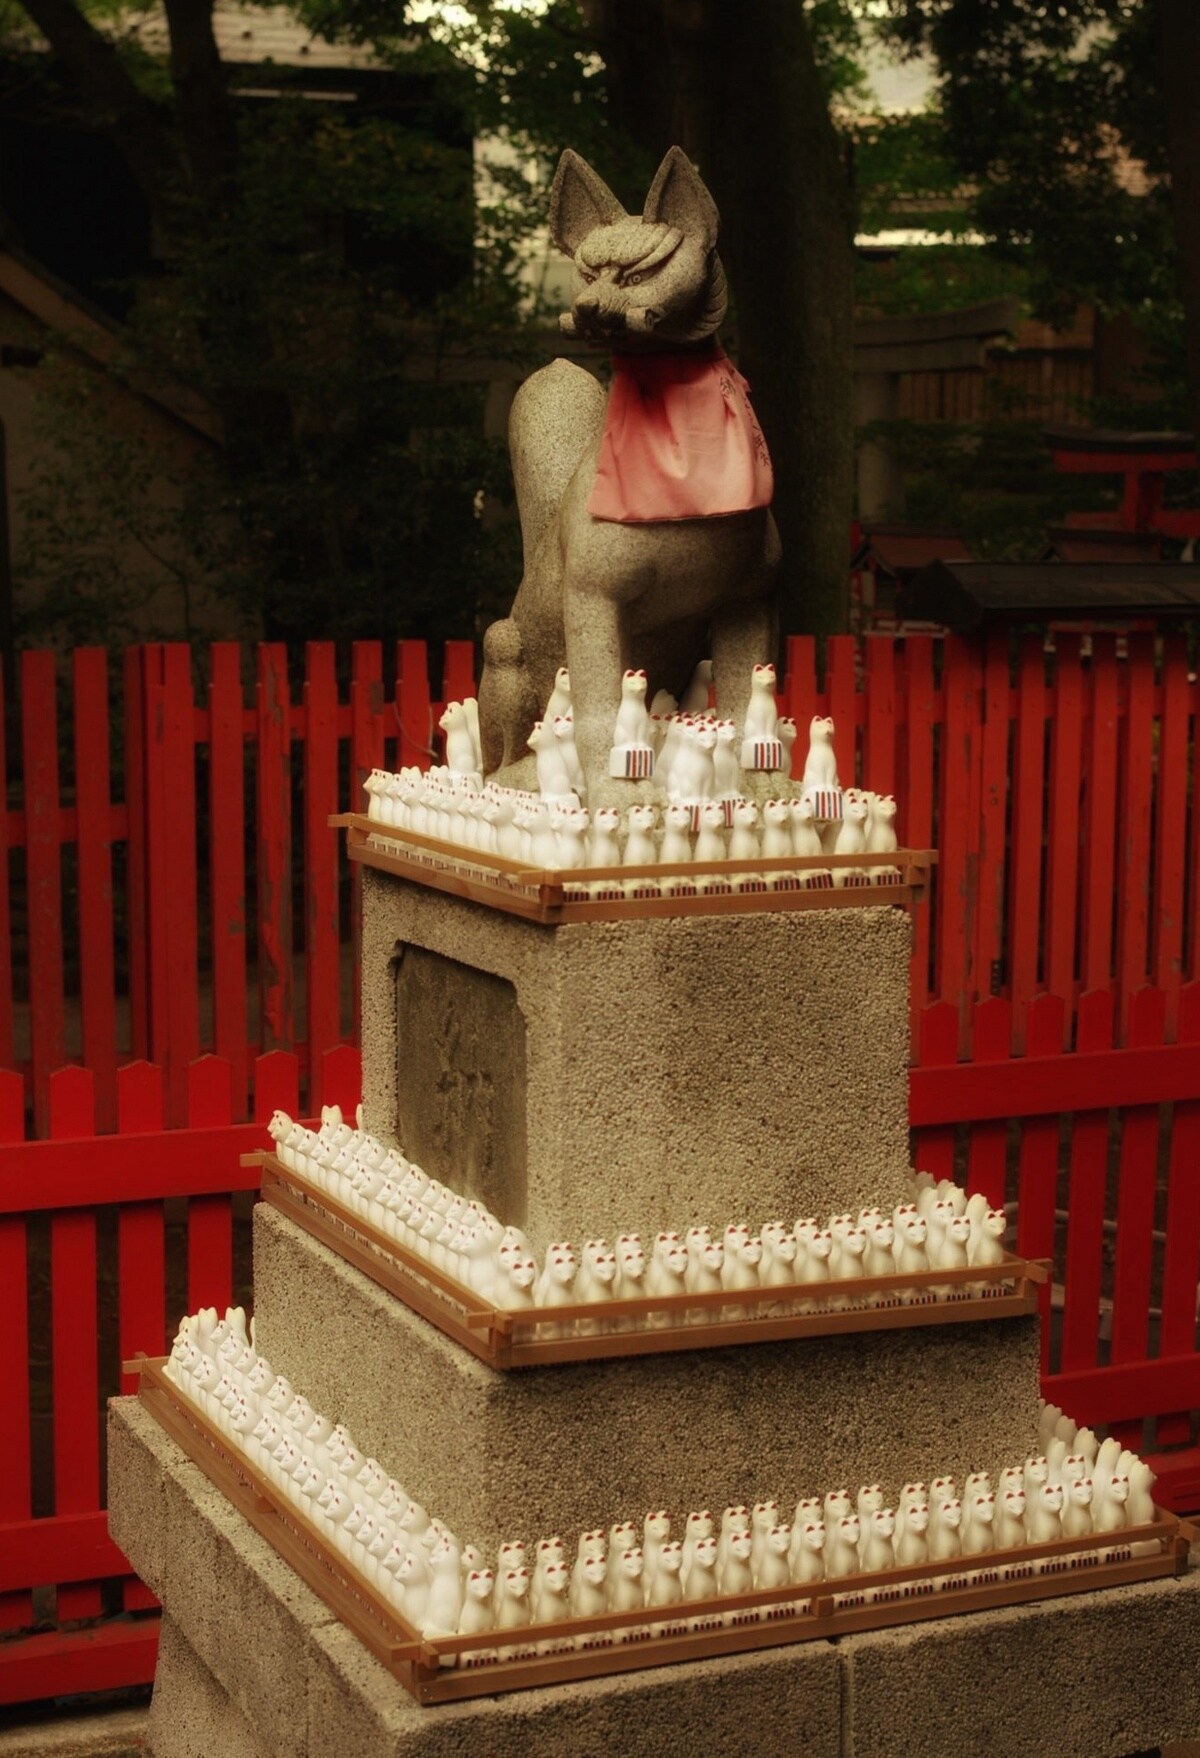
123,646,149,1063
73,651,118,1133
304,644,341,1106
257,644,294,1058
1043,634,1082,1041
209,644,248,1116
1158,984,1200,1447
23,650,65,1136
116,1062,166,1398
974,629,1009,1009
913,983,1200,1508
144,647,201,1127
1015,992,1067,1365
48,1065,102,1622
0,1070,30,1635
0,669,12,1074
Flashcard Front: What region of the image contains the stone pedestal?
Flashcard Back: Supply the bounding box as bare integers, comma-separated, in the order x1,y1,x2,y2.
361,870,914,1253
109,875,1196,1757
253,1202,1041,1552
110,1398,1200,1758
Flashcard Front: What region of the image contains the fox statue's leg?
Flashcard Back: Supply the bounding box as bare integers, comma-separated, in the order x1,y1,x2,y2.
562,569,631,808
479,360,607,780
478,616,540,775
710,520,782,798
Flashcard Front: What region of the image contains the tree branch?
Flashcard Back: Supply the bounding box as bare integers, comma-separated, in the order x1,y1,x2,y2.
16,0,177,222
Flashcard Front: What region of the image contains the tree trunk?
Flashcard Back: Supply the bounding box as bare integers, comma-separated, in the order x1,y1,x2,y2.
584,0,855,635
1158,0,1200,476
578,0,673,160
159,0,296,481
162,0,240,199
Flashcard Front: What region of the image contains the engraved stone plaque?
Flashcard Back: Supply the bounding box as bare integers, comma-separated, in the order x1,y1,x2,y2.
392,943,528,1224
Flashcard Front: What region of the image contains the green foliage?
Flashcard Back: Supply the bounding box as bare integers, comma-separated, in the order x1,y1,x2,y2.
875,1,1179,325
861,416,1119,558
850,107,968,238
8,16,535,646
857,245,1031,319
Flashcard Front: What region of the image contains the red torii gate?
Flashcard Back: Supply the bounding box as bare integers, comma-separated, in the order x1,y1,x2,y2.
1046,426,1200,540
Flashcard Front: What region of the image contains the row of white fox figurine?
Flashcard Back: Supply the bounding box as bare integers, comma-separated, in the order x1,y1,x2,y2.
435,661,839,802
268,1107,1009,1321
366,764,898,882
165,1312,1156,1648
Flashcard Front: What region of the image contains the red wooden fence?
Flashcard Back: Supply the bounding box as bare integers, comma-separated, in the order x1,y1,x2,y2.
0,1044,362,1705
3,629,1200,1705
6,631,1200,1132
2,638,474,1134
912,987,1200,1505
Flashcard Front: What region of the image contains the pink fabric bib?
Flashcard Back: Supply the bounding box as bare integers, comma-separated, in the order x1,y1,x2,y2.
587,346,774,524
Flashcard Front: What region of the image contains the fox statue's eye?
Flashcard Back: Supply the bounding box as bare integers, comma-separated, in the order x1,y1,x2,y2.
578,267,597,284
624,271,643,286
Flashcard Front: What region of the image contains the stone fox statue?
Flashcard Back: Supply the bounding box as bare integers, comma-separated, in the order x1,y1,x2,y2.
478,145,779,798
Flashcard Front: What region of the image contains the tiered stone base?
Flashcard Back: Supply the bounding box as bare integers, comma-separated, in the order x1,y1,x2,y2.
111,1399,1200,1758
253,1204,1043,1550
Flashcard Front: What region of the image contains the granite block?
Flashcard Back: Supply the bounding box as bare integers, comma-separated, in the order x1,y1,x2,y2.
115,1384,1200,1758
253,1203,1042,1556
149,1618,280,1758
109,1398,337,1758
840,1547,1200,1758
308,1614,843,1758
361,868,915,1254
118,1386,842,1758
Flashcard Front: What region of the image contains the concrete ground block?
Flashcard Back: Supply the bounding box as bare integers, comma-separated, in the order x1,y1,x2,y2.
253,1203,1043,1555
108,1399,340,1758
111,1389,1200,1758
307,1613,844,1758
840,1552,1200,1758
361,866,915,1253
149,1619,279,1758
112,1394,843,1758
0,1710,149,1758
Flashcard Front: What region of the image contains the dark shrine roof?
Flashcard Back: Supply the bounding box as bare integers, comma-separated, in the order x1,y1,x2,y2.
905,560,1200,632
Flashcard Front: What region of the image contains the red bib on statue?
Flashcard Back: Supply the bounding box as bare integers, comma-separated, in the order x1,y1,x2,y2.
587,346,774,524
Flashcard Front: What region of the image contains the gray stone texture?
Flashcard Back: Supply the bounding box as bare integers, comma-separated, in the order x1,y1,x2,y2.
253,1203,1042,1556
111,1396,1200,1758
149,1620,277,1758
112,1397,843,1758
392,943,527,1222
108,1399,339,1758
840,1562,1200,1758
0,1710,149,1758
362,866,915,1255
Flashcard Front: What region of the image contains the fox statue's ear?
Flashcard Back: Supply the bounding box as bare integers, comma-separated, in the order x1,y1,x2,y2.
642,146,719,250
549,149,626,254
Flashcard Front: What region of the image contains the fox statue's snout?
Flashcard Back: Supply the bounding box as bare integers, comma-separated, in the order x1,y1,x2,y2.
561,294,663,339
